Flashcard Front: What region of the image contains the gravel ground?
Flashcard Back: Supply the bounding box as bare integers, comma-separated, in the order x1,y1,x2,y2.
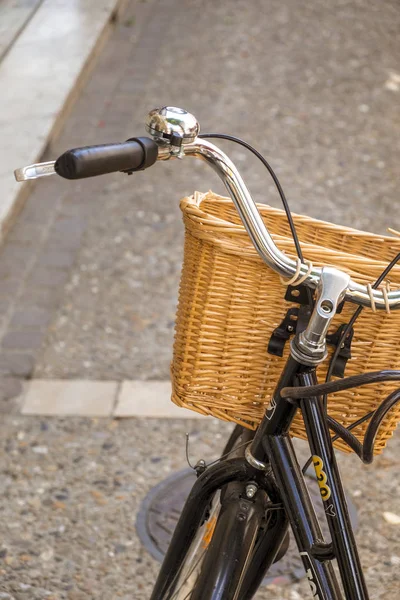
0,413,398,600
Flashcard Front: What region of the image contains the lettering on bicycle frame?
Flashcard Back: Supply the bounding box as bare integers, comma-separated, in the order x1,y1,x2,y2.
312,455,331,501
266,397,277,420
300,552,323,600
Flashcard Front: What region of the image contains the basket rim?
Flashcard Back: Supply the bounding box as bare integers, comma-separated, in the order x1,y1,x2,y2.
182,190,400,245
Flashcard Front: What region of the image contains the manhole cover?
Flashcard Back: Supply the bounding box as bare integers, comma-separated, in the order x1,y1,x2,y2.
136,468,358,587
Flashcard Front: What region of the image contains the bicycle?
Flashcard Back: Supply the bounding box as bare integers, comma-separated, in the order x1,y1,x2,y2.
15,106,400,599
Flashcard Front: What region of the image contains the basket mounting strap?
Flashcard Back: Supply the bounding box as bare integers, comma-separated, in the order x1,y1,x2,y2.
268,305,353,376
268,305,312,357
326,324,354,378
271,266,355,369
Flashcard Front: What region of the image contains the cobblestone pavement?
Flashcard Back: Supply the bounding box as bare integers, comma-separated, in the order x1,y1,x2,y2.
0,0,399,598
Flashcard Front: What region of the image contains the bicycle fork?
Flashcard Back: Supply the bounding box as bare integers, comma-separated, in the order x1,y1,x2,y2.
150,452,289,599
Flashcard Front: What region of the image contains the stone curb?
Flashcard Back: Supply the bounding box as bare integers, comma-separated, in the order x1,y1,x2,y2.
0,0,127,245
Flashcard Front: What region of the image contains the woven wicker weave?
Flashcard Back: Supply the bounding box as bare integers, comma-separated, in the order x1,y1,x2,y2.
171,191,400,454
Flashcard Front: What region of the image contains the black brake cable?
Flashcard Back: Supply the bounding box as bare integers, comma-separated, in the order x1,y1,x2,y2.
283,371,400,465
301,251,400,472
322,249,400,412
198,133,313,307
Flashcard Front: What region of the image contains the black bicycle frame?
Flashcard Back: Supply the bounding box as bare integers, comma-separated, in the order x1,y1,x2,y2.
253,356,369,600
151,355,370,600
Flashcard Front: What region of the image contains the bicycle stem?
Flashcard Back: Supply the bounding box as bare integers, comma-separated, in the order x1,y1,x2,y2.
291,267,350,366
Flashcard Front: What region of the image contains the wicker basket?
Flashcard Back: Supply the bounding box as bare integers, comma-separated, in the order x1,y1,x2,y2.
171,191,400,454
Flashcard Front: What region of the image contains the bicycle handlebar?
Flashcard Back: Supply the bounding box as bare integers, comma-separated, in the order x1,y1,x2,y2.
54,137,158,179
13,138,158,182
157,139,400,311
13,106,400,311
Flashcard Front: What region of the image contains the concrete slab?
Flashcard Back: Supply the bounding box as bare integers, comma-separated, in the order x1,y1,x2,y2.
0,1,43,61
21,379,118,416
115,380,208,419
0,0,124,242
19,379,208,419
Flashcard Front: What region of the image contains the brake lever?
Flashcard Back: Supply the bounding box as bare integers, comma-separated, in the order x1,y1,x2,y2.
14,161,56,182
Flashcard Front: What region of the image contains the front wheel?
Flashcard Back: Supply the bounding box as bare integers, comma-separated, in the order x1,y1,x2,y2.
163,426,251,599
153,426,289,599
190,484,267,600
170,426,289,600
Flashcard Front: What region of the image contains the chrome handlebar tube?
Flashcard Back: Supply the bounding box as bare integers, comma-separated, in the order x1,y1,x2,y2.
14,105,400,311
157,138,400,311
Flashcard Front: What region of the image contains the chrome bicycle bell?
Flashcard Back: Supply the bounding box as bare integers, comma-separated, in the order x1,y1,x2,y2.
145,106,199,156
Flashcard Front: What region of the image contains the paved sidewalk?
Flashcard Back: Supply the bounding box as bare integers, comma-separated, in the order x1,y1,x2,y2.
0,0,43,61
0,0,399,598
19,379,207,419
0,0,124,243
0,0,398,387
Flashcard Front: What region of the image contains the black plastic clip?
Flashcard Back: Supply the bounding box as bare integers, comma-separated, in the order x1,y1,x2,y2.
268,283,315,357
310,542,335,562
267,304,313,357
284,284,311,306
268,308,299,357
326,323,354,378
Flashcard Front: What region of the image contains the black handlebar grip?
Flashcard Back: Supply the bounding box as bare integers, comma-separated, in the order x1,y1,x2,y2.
54,137,158,180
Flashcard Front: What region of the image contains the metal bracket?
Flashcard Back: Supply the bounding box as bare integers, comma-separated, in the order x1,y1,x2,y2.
268,308,299,357
291,267,350,366
284,284,312,306
268,283,315,358
14,161,56,181
268,305,313,357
